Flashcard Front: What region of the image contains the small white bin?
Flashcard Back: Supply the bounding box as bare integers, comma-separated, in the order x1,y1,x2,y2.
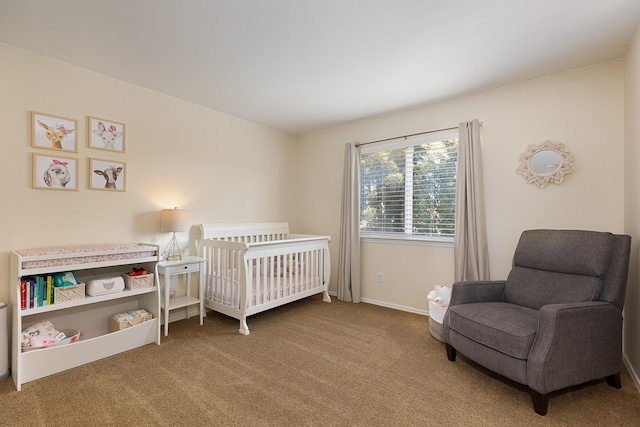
428,301,447,342
428,301,447,323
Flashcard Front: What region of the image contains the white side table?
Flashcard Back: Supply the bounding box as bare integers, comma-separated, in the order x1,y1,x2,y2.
155,256,206,336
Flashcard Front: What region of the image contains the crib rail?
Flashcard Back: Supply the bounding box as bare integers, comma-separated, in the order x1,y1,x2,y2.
199,222,290,243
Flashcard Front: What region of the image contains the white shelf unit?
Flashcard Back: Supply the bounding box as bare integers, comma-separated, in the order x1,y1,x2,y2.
156,256,205,336
9,244,160,391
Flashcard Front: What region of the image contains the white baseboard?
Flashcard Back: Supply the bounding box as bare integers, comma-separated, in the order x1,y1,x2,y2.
623,354,640,393
327,291,429,316
360,298,429,316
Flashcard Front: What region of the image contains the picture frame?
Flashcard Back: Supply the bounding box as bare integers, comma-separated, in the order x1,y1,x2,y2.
89,158,126,191
88,116,126,152
32,112,78,153
33,153,79,191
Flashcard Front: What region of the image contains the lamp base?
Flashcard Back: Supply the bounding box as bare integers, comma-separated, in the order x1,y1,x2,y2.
163,233,184,261
164,253,183,261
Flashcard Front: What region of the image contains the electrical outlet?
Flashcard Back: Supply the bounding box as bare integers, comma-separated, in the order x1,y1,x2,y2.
377,272,384,283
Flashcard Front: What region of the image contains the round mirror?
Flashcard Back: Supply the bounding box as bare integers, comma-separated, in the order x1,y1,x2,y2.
528,150,562,175
516,141,574,188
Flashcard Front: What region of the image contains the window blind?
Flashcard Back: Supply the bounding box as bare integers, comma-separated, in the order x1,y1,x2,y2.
360,136,458,239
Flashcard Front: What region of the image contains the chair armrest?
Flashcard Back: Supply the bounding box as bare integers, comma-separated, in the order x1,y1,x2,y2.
449,280,506,307
527,301,623,394
443,280,506,345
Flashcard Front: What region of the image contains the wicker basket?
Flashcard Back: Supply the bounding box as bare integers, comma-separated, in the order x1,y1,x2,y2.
54,283,85,303
123,273,154,290
109,309,153,332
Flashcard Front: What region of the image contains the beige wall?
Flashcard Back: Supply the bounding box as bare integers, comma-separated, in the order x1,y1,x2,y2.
624,25,640,389
0,43,298,305
297,61,625,314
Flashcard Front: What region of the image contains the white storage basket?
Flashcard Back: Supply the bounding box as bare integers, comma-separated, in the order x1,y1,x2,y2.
428,301,448,342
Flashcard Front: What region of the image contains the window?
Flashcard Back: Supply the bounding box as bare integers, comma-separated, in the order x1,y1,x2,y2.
359,132,458,241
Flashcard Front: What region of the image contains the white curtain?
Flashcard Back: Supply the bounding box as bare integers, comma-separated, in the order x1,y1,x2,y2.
337,143,361,302
454,119,490,281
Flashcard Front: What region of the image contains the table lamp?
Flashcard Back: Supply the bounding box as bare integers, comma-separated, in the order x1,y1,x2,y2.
161,207,189,260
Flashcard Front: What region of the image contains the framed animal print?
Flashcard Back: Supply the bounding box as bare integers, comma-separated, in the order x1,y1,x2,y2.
89,158,126,192
32,112,78,152
88,117,126,152
33,154,79,191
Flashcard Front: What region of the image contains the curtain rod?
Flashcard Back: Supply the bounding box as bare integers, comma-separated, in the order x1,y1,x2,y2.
355,121,483,148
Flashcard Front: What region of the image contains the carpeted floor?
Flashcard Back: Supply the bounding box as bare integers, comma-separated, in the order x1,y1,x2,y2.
1,295,639,426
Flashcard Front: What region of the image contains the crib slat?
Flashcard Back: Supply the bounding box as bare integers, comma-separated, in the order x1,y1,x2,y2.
265,256,272,303
232,247,239,308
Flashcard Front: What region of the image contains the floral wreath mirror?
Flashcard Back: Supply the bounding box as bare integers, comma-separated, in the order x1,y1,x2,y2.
516,141,575,188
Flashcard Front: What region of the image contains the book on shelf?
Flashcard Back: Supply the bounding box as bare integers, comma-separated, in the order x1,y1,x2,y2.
47,275,53,305
20,279,27,309
37,276,44,307
21,275,56,309
30,279,35,308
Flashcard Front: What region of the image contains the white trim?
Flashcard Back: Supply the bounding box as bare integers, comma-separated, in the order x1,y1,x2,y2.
360,297,429,316
623,354,640,393
361,234,454,248
327,290,429,316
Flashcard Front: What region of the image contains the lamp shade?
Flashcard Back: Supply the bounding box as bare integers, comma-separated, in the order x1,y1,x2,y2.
161,208,189,232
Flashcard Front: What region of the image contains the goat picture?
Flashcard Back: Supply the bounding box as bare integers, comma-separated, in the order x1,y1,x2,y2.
89,117,126,152
32,112,78,152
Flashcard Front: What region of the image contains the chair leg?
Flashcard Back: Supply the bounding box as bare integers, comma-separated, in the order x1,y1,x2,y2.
530,389,549,416
606,373,621,389
446,344,457,361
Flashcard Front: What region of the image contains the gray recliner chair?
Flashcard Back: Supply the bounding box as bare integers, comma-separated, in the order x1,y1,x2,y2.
443,229,631,415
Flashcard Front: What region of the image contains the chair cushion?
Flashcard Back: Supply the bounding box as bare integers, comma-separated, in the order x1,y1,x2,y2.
512,229,614,277
447,302,538,359
504,266,603,311
504,230,613,310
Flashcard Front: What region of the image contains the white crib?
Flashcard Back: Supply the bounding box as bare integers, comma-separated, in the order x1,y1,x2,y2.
197,223,331,334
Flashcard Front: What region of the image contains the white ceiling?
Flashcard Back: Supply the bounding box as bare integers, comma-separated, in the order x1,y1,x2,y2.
1,1,639,135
